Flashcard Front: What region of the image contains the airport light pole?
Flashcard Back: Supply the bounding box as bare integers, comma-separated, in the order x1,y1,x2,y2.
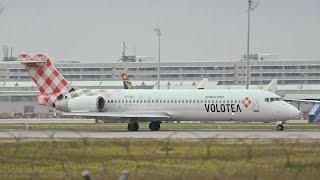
154,27,161,90
246,0,259,89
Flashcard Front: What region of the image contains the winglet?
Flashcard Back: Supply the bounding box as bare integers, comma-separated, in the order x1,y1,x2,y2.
196,78,208,90
265,79,278,93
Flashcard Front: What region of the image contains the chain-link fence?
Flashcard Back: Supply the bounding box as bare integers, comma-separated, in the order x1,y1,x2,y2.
0,131,320,179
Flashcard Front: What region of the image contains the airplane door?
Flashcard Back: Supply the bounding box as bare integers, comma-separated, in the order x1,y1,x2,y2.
253,99,259,112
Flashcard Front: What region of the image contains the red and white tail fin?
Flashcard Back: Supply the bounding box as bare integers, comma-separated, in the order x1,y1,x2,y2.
18,53,74,98
121,73,134,89
34,95,56,107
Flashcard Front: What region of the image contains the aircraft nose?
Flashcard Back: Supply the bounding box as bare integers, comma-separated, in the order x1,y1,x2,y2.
289,106,300,119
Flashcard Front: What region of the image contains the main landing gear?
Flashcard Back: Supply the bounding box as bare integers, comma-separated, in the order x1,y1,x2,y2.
127,118,161,131
149,121,161,131
276,121,285,131
128,118,139,131
128,122,139,131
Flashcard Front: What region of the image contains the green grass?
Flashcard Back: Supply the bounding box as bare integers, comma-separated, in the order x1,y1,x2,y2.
0,138,320,179
1,122,320,131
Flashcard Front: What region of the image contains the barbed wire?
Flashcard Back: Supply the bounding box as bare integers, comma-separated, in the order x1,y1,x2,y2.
0,130,320,179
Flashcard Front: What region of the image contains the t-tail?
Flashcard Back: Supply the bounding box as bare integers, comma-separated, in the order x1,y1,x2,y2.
121,73,134,89
18,53,75,106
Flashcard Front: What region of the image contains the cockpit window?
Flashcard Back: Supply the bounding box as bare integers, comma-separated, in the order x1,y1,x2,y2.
270,98,275,102
265,98,269,102
275,98,280,101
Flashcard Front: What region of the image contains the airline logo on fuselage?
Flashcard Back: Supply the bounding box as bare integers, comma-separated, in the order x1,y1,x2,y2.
204,96,251,113
205,103,242,113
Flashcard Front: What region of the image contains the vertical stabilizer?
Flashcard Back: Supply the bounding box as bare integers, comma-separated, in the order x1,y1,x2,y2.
18,53,74,98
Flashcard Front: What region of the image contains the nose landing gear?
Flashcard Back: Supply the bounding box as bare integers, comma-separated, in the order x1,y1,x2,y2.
276,121,285,131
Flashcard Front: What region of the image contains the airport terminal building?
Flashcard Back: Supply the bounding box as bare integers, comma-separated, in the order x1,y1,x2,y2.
1,54,320,121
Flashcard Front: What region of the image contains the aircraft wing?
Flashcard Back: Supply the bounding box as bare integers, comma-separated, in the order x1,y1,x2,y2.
284,98,320,103
61,111,171,118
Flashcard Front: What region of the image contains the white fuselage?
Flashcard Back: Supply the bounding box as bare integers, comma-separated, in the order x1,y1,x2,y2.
66,89,299,122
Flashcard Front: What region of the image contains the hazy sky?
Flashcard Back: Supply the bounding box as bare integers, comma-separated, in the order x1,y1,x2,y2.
0,0,319,62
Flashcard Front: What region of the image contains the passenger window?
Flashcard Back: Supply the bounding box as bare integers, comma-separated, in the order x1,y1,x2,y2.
175,100,177,103
156,100,158,103
223,100,225,103
265,98,269,102
111,100,113,103
160,100,162,103
178,100,181,103
204,100,207,103
152,100,154,103
193,100,196,103
133,100,135,103
129,100,131,103
182,100,184,103
200,100,203,103
219,100,222,104
231,100,233,103
144,100,146,103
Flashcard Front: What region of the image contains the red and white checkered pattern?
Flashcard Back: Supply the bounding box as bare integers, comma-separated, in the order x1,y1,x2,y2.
241,97,252,108
34,95,56,107
18,53,32,61
19,53,72,96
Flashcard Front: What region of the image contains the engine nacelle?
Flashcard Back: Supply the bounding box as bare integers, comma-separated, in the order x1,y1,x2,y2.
55,96,105,112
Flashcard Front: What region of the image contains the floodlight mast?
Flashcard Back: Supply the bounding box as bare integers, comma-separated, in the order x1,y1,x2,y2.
246,0,259,89
154,27,161,90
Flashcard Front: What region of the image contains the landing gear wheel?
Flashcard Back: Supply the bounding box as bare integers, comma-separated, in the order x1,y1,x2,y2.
277,124,284,131
128,122,139,131
149,121,161,131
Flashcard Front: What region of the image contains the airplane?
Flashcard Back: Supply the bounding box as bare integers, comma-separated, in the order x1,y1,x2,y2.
120,73,134,89
18,53,300,131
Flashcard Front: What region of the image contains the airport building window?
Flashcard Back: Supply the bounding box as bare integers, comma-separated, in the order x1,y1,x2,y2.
139,67,157,71
262,66,282,70
0,96,9,102
225,67,234,70
103,68,112,71
82,68,102,72
9,69,19,72
11,96,22,102
251,66,260,70
284,66,298,69
128,68,137,71
209,74,223,77
225,74,234,77
181,67,201,71
161,67,180,71
307,80,320,83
